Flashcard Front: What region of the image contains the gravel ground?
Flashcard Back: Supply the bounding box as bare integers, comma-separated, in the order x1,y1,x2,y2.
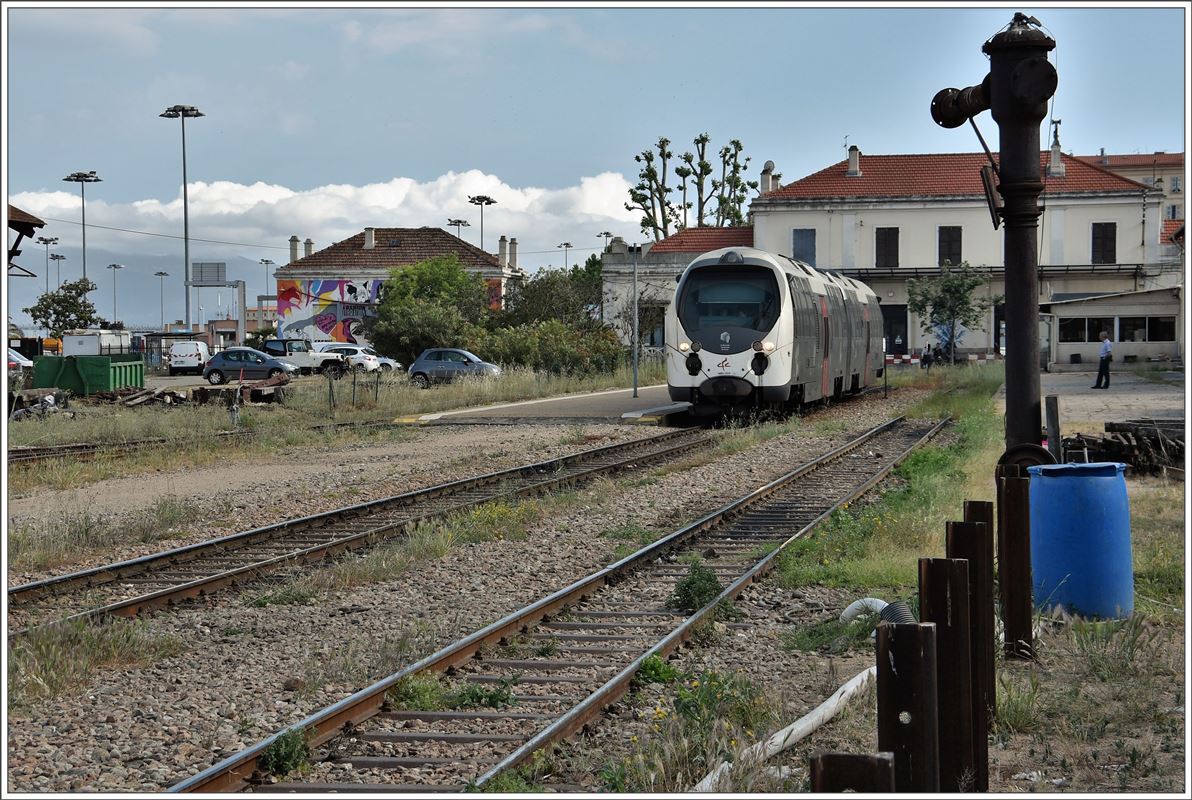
5,390,925,792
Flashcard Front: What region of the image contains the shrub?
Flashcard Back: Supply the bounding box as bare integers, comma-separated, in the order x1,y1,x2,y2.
668,559,723,612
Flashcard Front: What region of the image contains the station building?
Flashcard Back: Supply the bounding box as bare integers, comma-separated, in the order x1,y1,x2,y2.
273,227,525,344
602,142,1184,367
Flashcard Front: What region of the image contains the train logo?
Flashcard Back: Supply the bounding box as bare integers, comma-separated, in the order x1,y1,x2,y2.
720,331,731,346
717,358,731,370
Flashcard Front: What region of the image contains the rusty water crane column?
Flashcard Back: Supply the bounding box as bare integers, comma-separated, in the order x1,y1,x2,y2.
931,14,1057,448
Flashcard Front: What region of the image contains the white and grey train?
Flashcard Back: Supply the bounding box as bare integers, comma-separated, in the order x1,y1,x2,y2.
665,247,884,416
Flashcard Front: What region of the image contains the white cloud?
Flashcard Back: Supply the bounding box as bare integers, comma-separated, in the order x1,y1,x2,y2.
10,170,642,278
15,9,161,57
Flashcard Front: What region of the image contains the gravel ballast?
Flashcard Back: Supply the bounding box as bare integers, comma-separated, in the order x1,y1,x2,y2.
6,391,927,792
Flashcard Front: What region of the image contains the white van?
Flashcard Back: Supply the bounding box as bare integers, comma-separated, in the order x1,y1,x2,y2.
168,341,212,376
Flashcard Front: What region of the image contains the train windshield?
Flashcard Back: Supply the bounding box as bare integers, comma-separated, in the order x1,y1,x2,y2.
677,266,781,341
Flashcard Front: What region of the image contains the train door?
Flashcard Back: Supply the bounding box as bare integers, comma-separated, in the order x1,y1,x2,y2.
820,295,830,399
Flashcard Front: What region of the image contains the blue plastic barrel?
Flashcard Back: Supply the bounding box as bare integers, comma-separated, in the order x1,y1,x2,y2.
1026,462,1133,618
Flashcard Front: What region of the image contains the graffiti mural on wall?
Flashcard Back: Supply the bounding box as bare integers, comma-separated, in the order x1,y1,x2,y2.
277,279,385,344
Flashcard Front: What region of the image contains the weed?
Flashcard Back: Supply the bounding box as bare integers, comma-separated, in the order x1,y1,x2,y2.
1070,615,1158,682
479,768,543,792
8,618,185,707
248,583,318,607
453,678,517,709
258,728,311,777
387,674,448,710
783,612,879,654
534,638,560,658
634,654,684,687
996,670,1041,734
668,559,723,612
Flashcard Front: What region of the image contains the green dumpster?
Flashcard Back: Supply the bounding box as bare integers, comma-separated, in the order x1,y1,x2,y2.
32,355,145,395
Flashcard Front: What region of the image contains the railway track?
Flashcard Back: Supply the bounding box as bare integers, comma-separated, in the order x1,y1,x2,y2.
169,414,946,793
5,420,400,465
7,428,714,635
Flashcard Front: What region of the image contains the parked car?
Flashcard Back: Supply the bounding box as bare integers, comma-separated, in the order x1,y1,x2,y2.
261,338,345,376
313,342,404,373
313,343,380,372
7,348,33,380
168,340,212,376
407,348,501,388
203,347,298,385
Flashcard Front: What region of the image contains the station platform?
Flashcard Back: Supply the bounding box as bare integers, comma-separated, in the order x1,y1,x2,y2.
994,369,1185,428
395,384,691,426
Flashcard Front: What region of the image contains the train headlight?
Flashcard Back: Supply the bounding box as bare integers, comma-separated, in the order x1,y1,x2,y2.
762,340,776,353
691,341,701,353
679,342,690,353
685,353,702,376
752,340,763,352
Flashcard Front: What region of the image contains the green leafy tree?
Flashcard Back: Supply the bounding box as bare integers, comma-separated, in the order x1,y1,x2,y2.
367,301,472,367
625,136,679,242
380,254,488,323
22,278,100,337
497,254,604,330
906,262,1001,364
712,139,759,227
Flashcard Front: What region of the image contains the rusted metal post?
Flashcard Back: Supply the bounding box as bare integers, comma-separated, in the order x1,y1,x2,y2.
877,622,940,792
918,558,975,791
999,474,1034,659
930,14,1058,449
956,505,995,792
810,751,895,792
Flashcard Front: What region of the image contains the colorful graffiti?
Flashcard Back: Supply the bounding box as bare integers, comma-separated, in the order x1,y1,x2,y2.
277,279,385,344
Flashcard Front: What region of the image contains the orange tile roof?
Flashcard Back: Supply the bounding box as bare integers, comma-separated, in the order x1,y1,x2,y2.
763,152,1146,200
278,227,498,273
1075,152,1184,169
650,226,755,253
1162,219,1184,243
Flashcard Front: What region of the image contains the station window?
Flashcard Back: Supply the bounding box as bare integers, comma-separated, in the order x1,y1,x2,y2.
1119,316,1147,342
1058,318,1086,343
938,226,962,267
875,227,899,268
1171,176,1182,193
1148,316,1176,341
1091,222,1117,264
792,229,817,267
1086,317,1115,342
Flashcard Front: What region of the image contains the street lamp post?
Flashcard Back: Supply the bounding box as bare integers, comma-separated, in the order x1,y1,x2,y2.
447,218,470,239
467,195,496,252
631,243,641,398
37,236,58,293
62,171,101,280
155,271,169,330
557,242,573,269
259,258,275,313
50,253,66,288
160,104,205,329
597,230,613,253
107,263,123,325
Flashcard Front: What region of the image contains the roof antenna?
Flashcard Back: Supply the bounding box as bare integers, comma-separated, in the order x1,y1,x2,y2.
1050,118,1062,146
843,134,849,154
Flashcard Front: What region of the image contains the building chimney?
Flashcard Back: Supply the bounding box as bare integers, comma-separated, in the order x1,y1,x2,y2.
1099,147,1108,165
364,227,375,250
497,235,508,267
846,145,862,177
508,238,518,269
304,238,314,257
760,160,775,193
1047,130,1066,178
289,235,300,263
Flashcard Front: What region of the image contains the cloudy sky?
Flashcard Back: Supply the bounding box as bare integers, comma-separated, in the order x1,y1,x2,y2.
4,2,1188,331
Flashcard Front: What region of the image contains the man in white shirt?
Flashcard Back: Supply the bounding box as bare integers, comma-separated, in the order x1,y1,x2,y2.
1092,331,1113,389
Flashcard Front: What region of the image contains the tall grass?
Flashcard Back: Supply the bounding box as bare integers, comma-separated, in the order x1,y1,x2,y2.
8,618,185,708
775,363,1005,592
8,494,217,571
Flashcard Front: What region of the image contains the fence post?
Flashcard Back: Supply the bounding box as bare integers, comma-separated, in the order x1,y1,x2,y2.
877,622,939,792
918,557,975,792
955,505,995,792
998,469,1034,660
375,368,380,402
810,751,895,792
352,366,358,406
326,370,336,417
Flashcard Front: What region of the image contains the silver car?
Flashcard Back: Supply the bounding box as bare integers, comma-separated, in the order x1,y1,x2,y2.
407,348,501,388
